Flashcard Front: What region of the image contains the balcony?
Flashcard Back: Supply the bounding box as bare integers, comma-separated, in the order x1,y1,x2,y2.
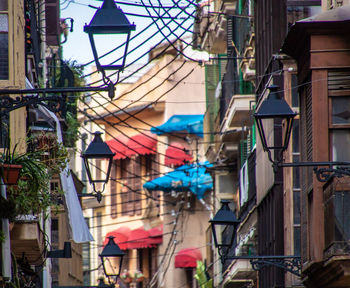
302,178,350,287
10,219,45,265
223,94,255,129
222,259,256,288
194,0,236,54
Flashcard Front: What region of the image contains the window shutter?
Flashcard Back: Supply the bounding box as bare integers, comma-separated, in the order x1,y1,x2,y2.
135,158,142,216
45,0,60,46
128,159,135,216
151,154,160,216
121,159,129,216
240,139,248,167
110,161,117,218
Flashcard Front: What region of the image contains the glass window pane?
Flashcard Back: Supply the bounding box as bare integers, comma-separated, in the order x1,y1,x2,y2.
293,191,300,225
0,33,8,80
332,130,350,161
294,226,301,256
334,191,350,241
0,0,7,11
0,14,8,32
292,119,299,153
291,74,299,107
293,155,300,189
332,96,350,124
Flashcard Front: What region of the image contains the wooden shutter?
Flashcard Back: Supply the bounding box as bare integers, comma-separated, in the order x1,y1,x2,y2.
151,154,160,216
135,157,142,216
45,0,60,46
121,159,129,216
127,159,135,216
110,161,117,218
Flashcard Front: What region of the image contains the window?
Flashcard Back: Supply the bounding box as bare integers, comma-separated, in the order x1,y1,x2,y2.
110,160,117,218
324,186,350,257
330,94,350,162
0,0,8,80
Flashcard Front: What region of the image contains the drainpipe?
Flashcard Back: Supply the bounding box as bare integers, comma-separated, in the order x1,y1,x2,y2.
1,182,11,281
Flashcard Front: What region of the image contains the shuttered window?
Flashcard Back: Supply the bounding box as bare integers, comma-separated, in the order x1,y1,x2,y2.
328,70,350,162
45,0,60,46
151,154,160,216
134,158,142,216
120,159,129,216
110,161,117,218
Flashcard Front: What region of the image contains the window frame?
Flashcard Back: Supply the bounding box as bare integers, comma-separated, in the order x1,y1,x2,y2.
0,0,13,84
328,90,350,162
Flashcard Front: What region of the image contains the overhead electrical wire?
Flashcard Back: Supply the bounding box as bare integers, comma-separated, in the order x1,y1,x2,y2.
83,1,196,84
82,0,196,79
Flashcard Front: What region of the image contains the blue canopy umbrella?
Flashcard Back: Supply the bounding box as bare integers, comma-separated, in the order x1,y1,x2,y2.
151,115,204,137
143,162,213,199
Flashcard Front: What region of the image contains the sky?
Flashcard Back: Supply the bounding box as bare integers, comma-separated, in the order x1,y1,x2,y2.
60,0,198,81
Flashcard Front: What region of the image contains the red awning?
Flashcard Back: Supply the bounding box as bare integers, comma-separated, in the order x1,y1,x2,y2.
125,132,157,157
104,227,130,250
127,227,151,249
106,135,129,160
174,248,202,268
147,225,163,246
164,142,193,166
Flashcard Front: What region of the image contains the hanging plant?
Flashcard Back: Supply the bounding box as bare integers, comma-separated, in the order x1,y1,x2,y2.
1,136,69,218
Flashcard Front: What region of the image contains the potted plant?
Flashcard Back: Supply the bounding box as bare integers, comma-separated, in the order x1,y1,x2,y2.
134,271,145,282
120,270,133,284
0,144,23,185
1,137,68,218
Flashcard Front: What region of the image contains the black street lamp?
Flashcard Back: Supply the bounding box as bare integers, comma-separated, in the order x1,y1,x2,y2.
254,85,350,181
254,85,296,168
81,132,115,202
84,0,135,93
100,236,125,278
209,201,302,275
0,0,135,112
209,200,240,258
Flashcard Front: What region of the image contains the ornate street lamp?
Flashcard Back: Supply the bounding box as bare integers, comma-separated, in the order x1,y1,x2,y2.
0,0,135,111
81,132,115,202
209,200,240,258
254,85,297,167
84,0,136,96
254,85,350,181
100,236,125,278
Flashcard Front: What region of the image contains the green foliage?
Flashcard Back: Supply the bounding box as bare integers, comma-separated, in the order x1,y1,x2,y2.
0,135,69,218
0,229,6,244
64,111,81,148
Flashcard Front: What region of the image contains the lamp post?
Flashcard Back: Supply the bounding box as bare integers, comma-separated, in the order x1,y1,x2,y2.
81,132,115,202
84,0,135,82
209,200,240,259
254,85,350,181
0,0,135,112
100,236,125,278
209,201,301,275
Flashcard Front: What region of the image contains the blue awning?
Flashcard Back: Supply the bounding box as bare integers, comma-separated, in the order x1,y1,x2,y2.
151,115,204,137
143,162,213,199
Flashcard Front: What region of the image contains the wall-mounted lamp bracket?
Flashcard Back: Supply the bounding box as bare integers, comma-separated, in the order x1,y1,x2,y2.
224,255,301,276
0,85,114,116
278,161,350,182
78,191,103,203
47,242,72,258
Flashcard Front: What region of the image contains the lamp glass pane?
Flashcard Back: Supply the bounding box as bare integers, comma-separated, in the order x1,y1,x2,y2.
103,256,122,276
213,223,234,247
91,33,129,69
259,118,274,149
